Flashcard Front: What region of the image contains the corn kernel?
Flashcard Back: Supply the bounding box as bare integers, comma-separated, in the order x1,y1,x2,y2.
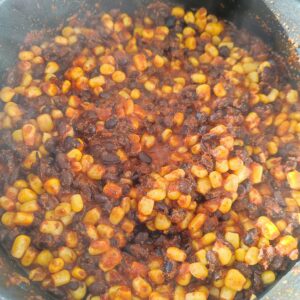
287,170,300,189
225,269,246,291
189,262,208,280
44,178,60,195
138,197,154,216
276,235,298,255
261,270,276,285
245,247,260,265
172,7,185,18
51,270,71,287
48,258,65,273
0,87,15,102
132,276,152,298
87,164,105,180
11,235,31,259
256,216,280,240
166,247,187,262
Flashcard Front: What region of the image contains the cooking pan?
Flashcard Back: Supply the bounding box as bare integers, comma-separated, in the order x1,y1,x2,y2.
0,0,299,299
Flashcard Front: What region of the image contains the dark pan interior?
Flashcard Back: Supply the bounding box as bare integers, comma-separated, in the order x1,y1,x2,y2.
0,0,299,299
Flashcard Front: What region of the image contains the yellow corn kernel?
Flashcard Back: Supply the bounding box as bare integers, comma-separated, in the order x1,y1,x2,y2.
4,102,22,117
27,174,44,194
138,197,154,216
185,36,196,50
261,270,276,285
213,82,227,97
83,208,101,225
132,276,152,298
141,133,156,149
172,6,185,18
36,113,54,132
276,235,298,256
189,262,208,280
40,220,64,236
191,165,208,178
205,43,219,57
0,87,15,102
99,63,115,75
209,171,223,188
19,50,34,61
97,224,114,239
172,112,185,127
153,54,165,68
155,213,171,230
245,247,260,265
88,239,110,256
44,177,60,195
148,269,164,285
35,249,53,267
99,248,122,271
196,177,212,195
11,235,31,259
13,212,34,226
70,194,84,212
287,170,300,189
17,188,37,203
112,70,126,83
213,242,232,265
161,128,173,142
225,232,240,249
54,202,71,218
109,206,125,225
1,212,15,227
287,89,298,104
131,88,141,100
191,73,207,84
72,266,87,281
70,283,87,300
12,129,23,143
45,61,59,74
21,247,38,267
59,246,77,264
48,258,65,273
133,53,148,72
235,248,246,262
201,232,217,246
219,197,232,214
25,86,42,98
51,270,71,287
205,22,224,36
166,247,187,262
225,269,246,292
67,149,82,162
29,267,47,282
256,216,280,240
224,174,239,192
87,164,105,180
55,35,68,45
147,189,166,201
19,200,39,212
22,123,36,146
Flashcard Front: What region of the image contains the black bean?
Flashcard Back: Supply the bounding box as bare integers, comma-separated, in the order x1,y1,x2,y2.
219,46,230,58
104,117,118,129
165,16,176,28
164,260,174,273
243,228,259,246
138,151,152,164
101,152,120,165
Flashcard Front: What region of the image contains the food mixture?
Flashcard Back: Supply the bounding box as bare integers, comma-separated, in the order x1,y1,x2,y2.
0,1,299,300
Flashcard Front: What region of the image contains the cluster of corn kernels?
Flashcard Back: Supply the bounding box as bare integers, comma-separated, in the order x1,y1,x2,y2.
0,2,300,300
